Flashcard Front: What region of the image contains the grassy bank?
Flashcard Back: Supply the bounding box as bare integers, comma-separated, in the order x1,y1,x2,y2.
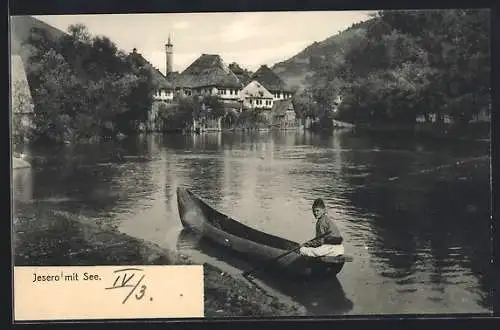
12,203,303,317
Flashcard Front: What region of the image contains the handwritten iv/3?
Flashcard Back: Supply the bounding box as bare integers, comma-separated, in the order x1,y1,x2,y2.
14,265,204,321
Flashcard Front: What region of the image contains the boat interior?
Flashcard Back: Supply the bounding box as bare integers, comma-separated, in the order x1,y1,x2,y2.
185,190,299,251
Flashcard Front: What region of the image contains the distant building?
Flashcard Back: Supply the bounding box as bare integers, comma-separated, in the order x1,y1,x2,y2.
250,65,293,101
271,99,297,129
128,48,176,131
141,35,301,131
240,80,274,110
174,53,243,102
129,48,175,102
165,34,173,76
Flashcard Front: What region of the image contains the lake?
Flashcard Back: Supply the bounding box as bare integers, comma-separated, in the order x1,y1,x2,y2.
12,130,493,316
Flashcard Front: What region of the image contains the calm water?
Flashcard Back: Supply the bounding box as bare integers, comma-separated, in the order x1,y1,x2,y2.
12,130,493,315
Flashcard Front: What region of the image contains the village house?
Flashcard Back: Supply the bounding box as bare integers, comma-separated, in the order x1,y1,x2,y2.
174,54,243,103
251,65,293,101
129,48,175,103
168,52,244,131
139,35,300,131
240,80,274,111
271,99,297,129
128,48,176,131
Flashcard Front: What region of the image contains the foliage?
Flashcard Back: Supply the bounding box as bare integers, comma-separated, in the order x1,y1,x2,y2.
235,106,269,129
11,80,35,142
22,24,156,143
299,9,491,129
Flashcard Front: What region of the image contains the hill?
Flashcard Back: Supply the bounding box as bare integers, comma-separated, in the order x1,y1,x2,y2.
272,9,490,131
10,16,67,56
271,19,372,91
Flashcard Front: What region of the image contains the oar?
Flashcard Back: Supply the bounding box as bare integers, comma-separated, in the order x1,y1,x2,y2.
242,231,332,278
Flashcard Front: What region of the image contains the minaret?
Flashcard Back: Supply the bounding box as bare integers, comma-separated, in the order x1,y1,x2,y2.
165,34,173,76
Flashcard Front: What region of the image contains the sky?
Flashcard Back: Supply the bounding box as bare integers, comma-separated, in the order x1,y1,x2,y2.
34,11,373,75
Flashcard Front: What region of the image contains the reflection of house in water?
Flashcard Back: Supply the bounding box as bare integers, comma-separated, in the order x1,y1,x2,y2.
191,132,222,149
470,108,491,123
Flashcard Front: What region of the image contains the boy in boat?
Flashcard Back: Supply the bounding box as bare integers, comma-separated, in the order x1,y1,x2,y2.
299,198,345,257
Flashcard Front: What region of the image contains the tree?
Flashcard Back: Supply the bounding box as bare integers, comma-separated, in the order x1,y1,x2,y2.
200,95,225,119
23,23,155,142
305,9,491,131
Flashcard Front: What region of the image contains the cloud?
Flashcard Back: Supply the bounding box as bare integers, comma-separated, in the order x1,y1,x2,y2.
173,21,191,30
147,50,200,73
219,14,264,43
220,41,311,71
143,39,310,74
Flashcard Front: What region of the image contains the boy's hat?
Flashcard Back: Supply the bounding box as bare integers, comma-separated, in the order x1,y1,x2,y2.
312,198,325,209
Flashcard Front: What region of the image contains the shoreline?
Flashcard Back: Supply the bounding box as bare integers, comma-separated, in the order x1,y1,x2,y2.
15,123,490,149
12,203,304,317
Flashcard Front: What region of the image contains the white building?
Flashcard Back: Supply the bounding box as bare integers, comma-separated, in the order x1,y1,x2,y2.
240,80,274,110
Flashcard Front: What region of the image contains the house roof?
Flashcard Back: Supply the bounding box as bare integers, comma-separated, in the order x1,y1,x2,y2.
251,65,291,93
228,62,252,86
177,54,243,89
129,50,173,89
240,80,274,99
165,71,180,85
271,99,294,117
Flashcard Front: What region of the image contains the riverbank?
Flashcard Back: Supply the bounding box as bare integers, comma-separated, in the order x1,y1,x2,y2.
352,122,490,142
12,202,303,317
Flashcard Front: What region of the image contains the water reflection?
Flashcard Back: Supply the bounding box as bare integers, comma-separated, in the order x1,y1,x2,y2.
176,229,354,315
12,130,492,314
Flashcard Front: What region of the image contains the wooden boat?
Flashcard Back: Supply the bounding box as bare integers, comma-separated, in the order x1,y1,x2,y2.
176,187,352,277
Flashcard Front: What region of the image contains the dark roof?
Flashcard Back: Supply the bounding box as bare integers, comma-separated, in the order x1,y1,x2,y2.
271,99,295,117
234,72,252,86
166,71,180,85
177,54,243,89
251,65,291,93
228,62,253,86
129,51,173,89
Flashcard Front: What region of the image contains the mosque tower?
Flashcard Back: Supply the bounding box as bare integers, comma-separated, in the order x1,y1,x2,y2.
165,34,173,76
